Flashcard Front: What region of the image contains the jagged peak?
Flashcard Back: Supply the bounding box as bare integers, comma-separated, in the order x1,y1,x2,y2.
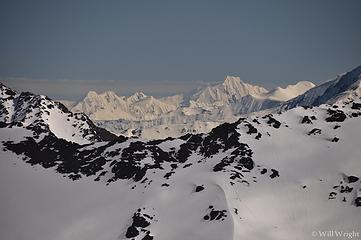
102,90,117,95
0,82,17,97
222,75,268,97
127,91,147,102
86,90,99,98
223,75,242,86
100,90,120,99
0,82,7,88
133,91,147,97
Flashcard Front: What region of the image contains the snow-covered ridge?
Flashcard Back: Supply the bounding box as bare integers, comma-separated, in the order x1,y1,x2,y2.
70,76,312,121
71,89,177,121
64,76,315,138
0,83,116,144
283,65,361,109
189,75,268,108
264,81,315,101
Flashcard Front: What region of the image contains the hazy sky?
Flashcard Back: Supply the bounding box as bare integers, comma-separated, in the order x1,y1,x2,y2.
1,0,360,100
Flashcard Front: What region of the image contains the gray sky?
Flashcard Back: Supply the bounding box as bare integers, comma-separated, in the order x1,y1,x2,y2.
1,77,204,100
1,0,360,100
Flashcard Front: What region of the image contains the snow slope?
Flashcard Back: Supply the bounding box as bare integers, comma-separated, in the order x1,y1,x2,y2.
0,83,116,144
264,81,315,101
1,85,361,239
283,66,361,109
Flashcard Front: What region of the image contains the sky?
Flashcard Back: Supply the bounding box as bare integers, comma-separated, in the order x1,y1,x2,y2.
0,0,360,100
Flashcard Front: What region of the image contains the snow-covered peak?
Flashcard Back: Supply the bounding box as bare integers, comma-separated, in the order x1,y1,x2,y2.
0,82,16,98
265,80,315,101
86,90,99,98
132,95,177,115
101,90,117,97
85,90,122,102
0,83,117,144
71,89,178,121
127,91,147,103
292,80,315,88
188,76,269,109
72,90,128,120
284,65,361,109
223,75,242,88
223,75,268,97
99,90,123,103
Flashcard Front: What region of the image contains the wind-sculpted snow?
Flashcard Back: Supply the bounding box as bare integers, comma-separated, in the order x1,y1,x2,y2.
1,83,361,240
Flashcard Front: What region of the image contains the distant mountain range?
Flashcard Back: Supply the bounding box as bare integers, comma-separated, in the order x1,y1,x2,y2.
59,76,315,138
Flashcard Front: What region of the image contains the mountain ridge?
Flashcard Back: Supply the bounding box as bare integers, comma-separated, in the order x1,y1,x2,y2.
67,77,314,121
61,76,315,138
0,83,117,144
1,79,361,240
283,66,361,110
